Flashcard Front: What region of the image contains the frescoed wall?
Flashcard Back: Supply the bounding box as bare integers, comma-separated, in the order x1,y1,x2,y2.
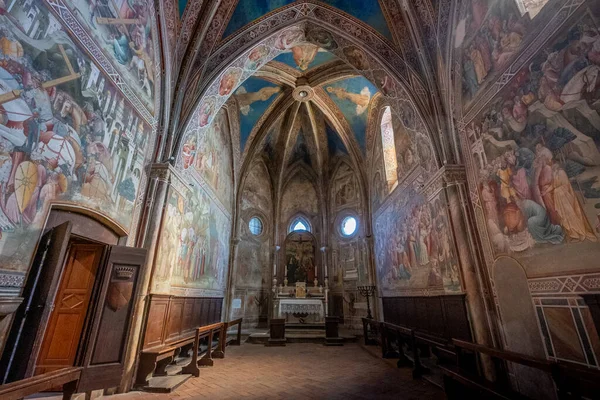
181,109,233,212
231,161,272,328
458,0,600,369
0,0,154,276
459,0,528,106
325,77,378,153
468,6,600,271
280,171,319,228
374,187,461,296
152,181,230,295
154,103,234,296
65,0,157,113
328,159,369,330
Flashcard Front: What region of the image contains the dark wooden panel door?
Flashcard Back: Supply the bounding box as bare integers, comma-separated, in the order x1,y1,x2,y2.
77,245,147,392
0,222,72,383
35,244,104,375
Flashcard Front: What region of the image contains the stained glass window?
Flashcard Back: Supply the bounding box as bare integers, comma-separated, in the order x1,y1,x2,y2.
381,106,398,189
290,217,310,233
249,217,263,236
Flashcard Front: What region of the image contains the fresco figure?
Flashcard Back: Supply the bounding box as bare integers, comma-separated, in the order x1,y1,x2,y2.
374,190,460,294
0,0,151,273
461,1,527,103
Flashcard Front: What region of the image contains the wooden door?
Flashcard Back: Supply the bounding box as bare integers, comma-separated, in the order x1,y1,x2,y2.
77,245,147,392
0,222,72,383
34,243,104,375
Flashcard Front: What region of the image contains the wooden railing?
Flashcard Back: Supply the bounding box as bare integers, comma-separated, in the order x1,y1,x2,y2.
0,367,82,400
365,317,600,400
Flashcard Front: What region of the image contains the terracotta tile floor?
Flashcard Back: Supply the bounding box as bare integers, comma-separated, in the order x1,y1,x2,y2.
115,343,446,400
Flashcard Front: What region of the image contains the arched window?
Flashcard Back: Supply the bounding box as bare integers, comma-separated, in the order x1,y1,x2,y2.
381,106,398,189
289,216,311,233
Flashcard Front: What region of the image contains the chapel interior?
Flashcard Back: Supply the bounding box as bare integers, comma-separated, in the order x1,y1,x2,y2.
0,0,599,399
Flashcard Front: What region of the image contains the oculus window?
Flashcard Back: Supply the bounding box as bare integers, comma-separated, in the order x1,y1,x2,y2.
249,217,263,236
341,216,358,237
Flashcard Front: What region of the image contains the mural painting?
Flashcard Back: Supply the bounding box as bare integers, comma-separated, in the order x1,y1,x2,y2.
231,161,271,327
66,0,157,112
460,0,528,104
222,0,295,38
235,162,271,288
469,6,600,274
153,183,230,295
234,77,281,150
325,76,378,153
272,44,337,71
182,109,233,211
0,0,151,273
280,174,319,226
374,188,461,295
320,0,392,41
285,231,316,285
332,163,358,208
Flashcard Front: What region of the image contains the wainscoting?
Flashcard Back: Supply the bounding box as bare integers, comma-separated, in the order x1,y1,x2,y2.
381,295,472,341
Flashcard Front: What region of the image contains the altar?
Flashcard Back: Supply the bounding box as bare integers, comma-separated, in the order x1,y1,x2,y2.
277,298,325,323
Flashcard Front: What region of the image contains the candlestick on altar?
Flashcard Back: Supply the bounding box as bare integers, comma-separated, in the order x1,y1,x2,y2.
357,285,376,320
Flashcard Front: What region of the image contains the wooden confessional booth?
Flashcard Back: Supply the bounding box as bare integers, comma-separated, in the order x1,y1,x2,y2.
0,205,147,393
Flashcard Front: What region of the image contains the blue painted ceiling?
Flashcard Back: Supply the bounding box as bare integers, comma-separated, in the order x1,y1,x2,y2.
223,0,392,40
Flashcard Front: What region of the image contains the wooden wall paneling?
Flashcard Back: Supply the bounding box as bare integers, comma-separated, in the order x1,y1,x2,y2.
166,298,184,341
200,300,209,327
182,298,194,334
442,295,471,341
193,298,202,328
381,295,471,341
143,296,170,349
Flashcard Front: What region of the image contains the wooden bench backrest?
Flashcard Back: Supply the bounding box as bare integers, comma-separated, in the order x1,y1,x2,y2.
142,294,223,351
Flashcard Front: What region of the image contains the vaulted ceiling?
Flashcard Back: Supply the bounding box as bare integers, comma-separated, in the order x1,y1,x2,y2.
232,42,377,192
156,0,453,193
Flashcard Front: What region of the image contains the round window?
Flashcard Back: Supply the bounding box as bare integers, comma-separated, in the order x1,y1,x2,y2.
341,216,358,237
249,217,263,236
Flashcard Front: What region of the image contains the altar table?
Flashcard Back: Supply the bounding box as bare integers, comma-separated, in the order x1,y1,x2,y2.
277,298,325,322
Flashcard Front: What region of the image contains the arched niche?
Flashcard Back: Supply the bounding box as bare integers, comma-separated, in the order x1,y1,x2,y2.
493,256,556,400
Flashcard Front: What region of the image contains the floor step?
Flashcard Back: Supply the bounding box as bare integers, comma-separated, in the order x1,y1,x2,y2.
143,374,192,393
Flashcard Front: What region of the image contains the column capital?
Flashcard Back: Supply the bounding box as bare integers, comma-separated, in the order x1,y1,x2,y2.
148,162,175,182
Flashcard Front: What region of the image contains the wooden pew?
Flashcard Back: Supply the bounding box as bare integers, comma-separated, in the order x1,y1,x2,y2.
0,367,82,400
137,333,198,386
181,322,224,377
361,317,381,346
441,339,555,400
443,339,600,399
214,318,243,358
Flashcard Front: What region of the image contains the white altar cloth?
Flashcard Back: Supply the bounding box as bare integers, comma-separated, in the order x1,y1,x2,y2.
278,298,324,319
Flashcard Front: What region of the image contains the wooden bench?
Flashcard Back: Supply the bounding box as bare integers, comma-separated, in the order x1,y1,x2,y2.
137,321,232,386
0,367,82,400
214,317,243,358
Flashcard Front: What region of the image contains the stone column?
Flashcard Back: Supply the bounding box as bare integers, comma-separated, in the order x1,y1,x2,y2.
442,165,496,380
120,163,172,391
224,238,240,324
